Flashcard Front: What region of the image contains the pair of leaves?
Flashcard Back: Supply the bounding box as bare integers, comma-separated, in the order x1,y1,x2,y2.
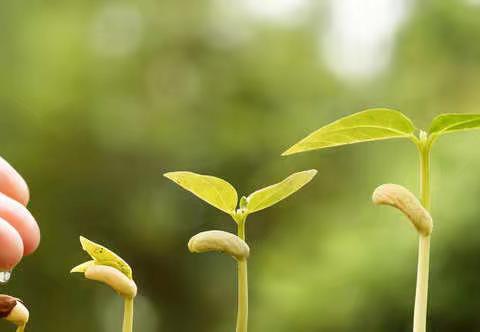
282,108,480,155
71,236,133,279
164,170,317,219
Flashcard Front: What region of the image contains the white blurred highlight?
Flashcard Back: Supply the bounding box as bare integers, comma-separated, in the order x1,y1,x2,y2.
466,0,480,5
322,0,411,82
211,0,310,39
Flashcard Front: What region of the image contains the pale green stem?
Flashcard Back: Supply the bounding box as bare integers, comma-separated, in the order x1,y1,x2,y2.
420,140,431,210
236,218,248,332
122,297,134,332
16,325,26,332
413,139,431,332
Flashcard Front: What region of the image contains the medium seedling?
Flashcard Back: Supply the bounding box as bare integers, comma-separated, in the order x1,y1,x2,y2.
71,236,137,332
283,109,480,332
164,169,317,332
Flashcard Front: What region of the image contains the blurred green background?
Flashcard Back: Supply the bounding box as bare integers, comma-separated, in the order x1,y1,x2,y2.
1,0,480,331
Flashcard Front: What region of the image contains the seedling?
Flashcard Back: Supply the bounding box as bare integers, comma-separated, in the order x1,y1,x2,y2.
283,109,480,332
164,170,317,332
71,236,137,332
0,295,29,332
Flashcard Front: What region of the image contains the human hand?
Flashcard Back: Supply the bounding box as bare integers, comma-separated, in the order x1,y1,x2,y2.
0,157,40,271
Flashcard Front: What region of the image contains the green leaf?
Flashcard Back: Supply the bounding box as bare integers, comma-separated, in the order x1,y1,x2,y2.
429,113,480,139
70,260,96,273
246,170,317,213
282,109,416,155
79,236,133,279
164,171,238,214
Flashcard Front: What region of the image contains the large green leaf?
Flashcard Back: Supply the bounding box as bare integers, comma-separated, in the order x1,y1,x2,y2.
282,109,416,155
429,113,480,140
164,171,238,214
246,169,317,214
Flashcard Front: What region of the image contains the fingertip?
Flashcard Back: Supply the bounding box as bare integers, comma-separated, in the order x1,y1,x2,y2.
23,219,40,256
0,218,23,271
0,157,30,206
0,193,40,256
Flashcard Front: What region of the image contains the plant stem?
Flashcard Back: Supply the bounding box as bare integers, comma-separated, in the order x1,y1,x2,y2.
236,218,248,332
420,138,431,211
414,235,430,332
413,137,431,332
16,325,26,332
122,297,134,332
236,259,248,332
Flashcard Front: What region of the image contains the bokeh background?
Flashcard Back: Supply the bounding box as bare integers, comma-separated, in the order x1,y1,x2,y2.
1,0,480,331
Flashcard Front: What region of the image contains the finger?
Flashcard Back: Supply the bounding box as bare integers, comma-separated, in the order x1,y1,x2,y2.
0,192,40,256
0,218,23,270
0,157,30,206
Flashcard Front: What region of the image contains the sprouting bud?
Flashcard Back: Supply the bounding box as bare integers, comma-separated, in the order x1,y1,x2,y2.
372,184,433,236
84,265,137,298
0,295,29,327
188,230,250,261
239,196,248,210
419,130,428,142
233,197,249,224
71,236,137,299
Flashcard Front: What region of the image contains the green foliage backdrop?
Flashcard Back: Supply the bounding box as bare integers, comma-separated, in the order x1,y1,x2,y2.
1,0,480,331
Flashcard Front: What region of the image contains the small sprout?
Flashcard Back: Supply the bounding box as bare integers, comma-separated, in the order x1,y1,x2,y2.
71,236,136,332
188,231,250,261
0,295,28,332
372,184,433,236
71,237,137,297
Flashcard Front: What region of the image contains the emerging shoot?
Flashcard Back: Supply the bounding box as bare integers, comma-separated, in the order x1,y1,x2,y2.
0,295,29,332
165,169,317,332
71,236,136,332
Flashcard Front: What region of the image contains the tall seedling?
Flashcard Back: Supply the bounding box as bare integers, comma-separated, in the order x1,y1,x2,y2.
283,109,480,332
164,170,317,332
